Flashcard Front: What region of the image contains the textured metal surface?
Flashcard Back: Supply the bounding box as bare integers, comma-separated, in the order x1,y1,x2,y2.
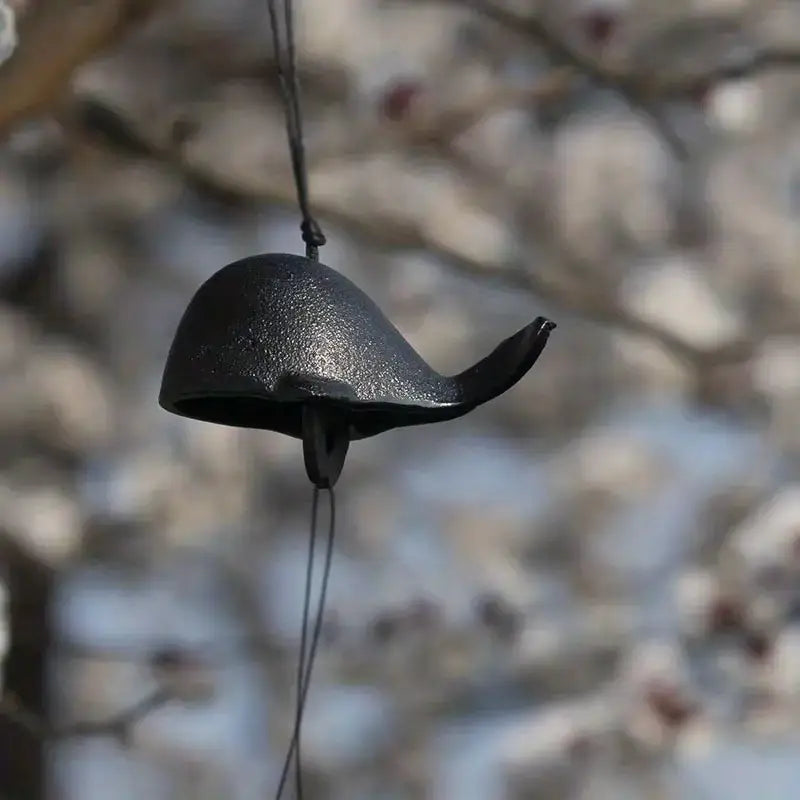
159,253,555,441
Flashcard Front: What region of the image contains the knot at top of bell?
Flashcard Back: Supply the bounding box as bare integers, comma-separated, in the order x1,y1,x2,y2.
159,253,554,465
300,218,326,249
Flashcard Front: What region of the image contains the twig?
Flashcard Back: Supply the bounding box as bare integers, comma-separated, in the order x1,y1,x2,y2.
412,0,689,158
0,688,173,743
0,693,46,739
651,47,800,95
45,635,280,665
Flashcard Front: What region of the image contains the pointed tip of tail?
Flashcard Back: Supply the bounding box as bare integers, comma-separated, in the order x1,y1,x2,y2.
534,316,557,335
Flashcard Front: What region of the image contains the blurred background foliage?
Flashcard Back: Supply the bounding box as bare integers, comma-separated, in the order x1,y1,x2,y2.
1,0,800,798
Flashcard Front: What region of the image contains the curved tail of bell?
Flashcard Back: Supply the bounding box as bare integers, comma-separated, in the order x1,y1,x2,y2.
450,316,556,409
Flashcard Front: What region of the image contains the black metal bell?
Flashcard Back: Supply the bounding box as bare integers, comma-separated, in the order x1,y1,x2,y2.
159,253,555,488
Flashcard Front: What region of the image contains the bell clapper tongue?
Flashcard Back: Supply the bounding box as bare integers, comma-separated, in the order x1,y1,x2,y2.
302,404,350,488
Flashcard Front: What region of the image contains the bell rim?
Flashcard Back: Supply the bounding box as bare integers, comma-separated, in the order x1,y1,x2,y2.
158,388,468,441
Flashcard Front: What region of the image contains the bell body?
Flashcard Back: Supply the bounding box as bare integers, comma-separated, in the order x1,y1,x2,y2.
159,253,555,444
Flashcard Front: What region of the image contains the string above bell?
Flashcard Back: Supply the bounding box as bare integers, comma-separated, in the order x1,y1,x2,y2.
266,0,325,261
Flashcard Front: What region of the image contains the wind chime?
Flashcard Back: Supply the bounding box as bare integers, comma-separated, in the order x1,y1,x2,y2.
158,1,556,796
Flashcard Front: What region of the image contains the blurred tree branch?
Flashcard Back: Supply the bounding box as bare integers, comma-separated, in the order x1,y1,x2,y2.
412,0,800,157
436,0,688,156
0,686,172,742
309,68,574,165
441,0,800,87
66,94,756,372
0,0,165,135
652,47,800,94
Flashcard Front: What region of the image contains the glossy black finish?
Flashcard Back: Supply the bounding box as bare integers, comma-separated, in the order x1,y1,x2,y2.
159,253,555,480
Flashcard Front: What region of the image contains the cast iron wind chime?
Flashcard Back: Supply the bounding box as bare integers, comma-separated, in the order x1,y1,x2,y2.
159,1,555,796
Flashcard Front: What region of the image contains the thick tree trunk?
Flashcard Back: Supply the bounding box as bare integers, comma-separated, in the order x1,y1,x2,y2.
0,538,53,800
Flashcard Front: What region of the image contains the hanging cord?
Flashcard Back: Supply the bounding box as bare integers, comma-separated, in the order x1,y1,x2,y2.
265,5,333,794
274,486,337,799
266,0,326,261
